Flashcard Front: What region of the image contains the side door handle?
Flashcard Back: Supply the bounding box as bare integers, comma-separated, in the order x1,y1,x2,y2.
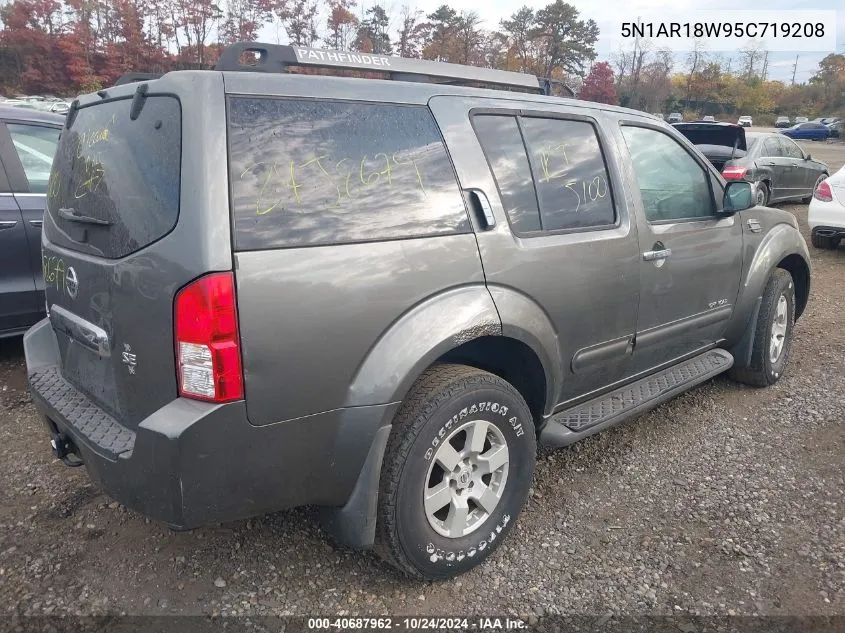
0,220,18,230
29,219,43,228
643,248,671,262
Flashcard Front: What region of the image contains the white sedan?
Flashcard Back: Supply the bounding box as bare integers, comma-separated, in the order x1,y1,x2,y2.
808,165,845,249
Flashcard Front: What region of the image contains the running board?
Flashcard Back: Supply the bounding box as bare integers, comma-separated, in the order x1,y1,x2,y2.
539,349,733,447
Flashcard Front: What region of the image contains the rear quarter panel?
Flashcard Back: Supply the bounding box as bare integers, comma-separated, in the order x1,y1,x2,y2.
234,237,490,425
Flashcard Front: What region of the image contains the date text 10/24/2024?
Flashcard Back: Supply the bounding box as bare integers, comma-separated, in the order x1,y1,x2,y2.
307,617,529,630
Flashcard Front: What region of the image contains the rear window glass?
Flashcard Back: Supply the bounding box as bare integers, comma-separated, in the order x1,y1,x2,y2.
228,98,469,250
46,96,181,259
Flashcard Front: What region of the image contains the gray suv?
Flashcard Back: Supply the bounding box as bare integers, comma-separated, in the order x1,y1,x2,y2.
25,43,811,580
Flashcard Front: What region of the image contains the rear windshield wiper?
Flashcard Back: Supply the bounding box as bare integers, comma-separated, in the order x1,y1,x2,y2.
58,207,112,226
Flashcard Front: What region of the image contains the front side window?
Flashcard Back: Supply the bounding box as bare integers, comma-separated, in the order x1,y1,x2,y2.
229,98,469,249
621,126,714,222
7,123,60,193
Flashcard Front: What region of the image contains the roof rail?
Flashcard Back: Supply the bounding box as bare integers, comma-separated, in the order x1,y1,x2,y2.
215,42,549,94
114,73,163,87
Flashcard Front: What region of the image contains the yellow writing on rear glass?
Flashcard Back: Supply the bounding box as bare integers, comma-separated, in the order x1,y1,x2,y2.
245,151,428,216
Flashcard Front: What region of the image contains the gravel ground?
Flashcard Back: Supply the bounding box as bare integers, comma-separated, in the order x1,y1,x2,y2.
0,140,842,622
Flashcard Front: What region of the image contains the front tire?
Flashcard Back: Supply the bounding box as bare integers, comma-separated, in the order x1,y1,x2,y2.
375,364,536,579
730,268,795,387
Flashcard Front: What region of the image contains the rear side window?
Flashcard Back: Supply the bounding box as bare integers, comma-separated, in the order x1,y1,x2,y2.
7,124,60,193
46,96,182,259
779,137,804,159
519,117,614,230
228,98,469,250
472,115,541,233
474,113,615,234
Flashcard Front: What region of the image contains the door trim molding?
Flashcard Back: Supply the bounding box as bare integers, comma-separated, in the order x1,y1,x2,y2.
571,335,633,374
635,305,733,350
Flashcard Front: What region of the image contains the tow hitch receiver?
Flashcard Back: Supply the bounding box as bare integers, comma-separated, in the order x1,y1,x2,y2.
50,432,84,467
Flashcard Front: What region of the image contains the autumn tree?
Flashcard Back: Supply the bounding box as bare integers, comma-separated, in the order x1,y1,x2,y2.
422,4,457,62
500,6,536,73
395,5,424,58
452,11,482,65
280,0,319,46
355,4,390,54
221,0,274,43
324,0,357,50
530,0,597,79
579,60,615,104
810,53,845,105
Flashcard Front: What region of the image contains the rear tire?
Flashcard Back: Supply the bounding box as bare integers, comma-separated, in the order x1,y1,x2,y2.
729,268,795,387
811,231,841,249
803,173,828,204
375,364,536,580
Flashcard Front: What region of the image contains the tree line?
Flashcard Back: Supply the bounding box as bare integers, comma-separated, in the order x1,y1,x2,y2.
595,41,844,121
0,0,599,96
0,0,842,121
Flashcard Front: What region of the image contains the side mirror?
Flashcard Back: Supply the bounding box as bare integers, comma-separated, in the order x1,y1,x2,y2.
722,180,754,213
805,153,812,161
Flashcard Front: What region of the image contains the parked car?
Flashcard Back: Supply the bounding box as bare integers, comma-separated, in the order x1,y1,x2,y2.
795,116,809,124
673,122,828,206
737,115,753,127
775,116,791,128
667,112,683,123
826,121,842,138
808,165,845,249
701,115,715,122
24,42,812,581
0,106,64,337
780,122,830,141
652,112,665,120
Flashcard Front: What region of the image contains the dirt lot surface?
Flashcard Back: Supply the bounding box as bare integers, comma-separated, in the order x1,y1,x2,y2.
0,139,843,622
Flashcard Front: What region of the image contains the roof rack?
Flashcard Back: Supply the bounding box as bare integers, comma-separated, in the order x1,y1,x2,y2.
114,72,163,86
215,42,574,96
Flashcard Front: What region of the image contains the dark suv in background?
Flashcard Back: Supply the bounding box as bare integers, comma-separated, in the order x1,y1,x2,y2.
0,106,62,337
25,43,811,580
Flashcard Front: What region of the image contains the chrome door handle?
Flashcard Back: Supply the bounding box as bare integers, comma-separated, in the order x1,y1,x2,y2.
29,219,43,228
0,220,17,230
643,248,671,261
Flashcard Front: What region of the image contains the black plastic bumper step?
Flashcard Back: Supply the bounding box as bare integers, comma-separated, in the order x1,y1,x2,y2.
540,349,733,447
29,367,136,459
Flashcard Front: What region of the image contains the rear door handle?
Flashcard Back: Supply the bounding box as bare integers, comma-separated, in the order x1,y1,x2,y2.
643,248,671,261
0,220,17,230
465,189,496,230
29,219,42,228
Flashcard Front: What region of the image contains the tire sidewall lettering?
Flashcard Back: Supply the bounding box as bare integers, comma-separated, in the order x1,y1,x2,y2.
423,400,523,462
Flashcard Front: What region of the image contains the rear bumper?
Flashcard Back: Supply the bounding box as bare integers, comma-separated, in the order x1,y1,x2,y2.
24,318,397,530
811,226,845,240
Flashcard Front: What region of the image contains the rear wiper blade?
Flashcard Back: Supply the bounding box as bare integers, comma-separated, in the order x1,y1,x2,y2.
58,207,112,226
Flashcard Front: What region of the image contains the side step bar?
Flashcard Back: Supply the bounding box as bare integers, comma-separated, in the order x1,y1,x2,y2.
539,349,733,447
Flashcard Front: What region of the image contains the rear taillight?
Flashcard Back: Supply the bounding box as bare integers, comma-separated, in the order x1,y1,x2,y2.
813,179,833,202
174,272,244,403
722,166,748,180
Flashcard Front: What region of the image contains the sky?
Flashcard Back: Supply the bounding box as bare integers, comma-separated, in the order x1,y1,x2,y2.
335,0,845,83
